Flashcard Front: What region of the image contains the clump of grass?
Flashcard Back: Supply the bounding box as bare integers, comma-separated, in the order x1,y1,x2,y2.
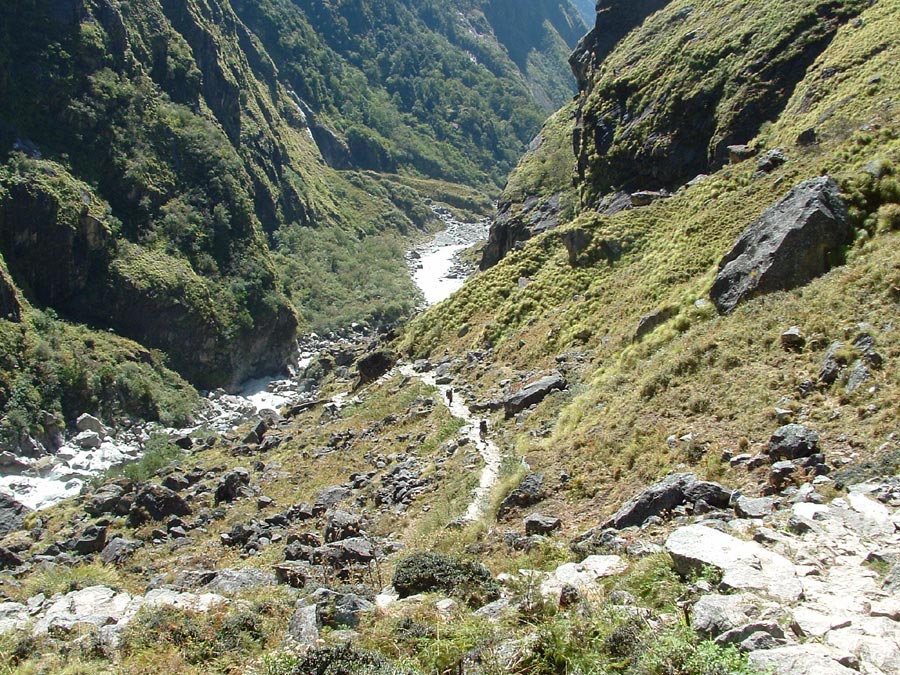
100,433,184,484
21,561,122,600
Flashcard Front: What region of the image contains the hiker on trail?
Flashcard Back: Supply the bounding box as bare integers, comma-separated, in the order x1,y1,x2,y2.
447,388,453,405
479,419,487,438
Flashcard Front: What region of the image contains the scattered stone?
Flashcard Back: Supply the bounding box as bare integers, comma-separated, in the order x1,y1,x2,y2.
819,342,847,385
709,176,852,313
756,148,788,173
634,306,678,342
0,547,23,570
540,555,626,600
524,513,561,535
630,190,669,207
749,644,857,675
162,473,190,492
128,484,192,525
781,326,806,351
214,468,250,504
603,473,704,529
73,524,107,555
715,621,785,647
768,424,820,461
325,511,363,543
692,594,763,638
0,494,31,537
356,349,397,385
100,537,142,565
734,496,776,519
74,430,102,449
287,603,318,646
844,361,870,393
727,145,756,163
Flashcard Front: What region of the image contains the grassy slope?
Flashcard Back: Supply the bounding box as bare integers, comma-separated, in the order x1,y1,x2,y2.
403,0,900,525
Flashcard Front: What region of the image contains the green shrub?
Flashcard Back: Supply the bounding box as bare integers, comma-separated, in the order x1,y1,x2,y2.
392,552,500,607
288,645,418,675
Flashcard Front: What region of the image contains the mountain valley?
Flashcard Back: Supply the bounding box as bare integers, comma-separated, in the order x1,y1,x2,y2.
0,0,899,674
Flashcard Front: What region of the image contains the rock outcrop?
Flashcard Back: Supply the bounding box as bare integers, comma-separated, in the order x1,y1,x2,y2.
710,177,853,313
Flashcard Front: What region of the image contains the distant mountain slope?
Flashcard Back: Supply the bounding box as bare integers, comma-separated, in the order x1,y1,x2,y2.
0,0,584,442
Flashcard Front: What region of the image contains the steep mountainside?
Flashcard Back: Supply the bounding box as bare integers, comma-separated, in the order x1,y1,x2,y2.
0,0,583,441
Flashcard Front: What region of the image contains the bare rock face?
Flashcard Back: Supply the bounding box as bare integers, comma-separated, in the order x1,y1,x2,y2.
710,177,852,313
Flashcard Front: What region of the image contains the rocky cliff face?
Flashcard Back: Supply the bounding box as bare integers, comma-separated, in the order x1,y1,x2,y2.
572,0,868,205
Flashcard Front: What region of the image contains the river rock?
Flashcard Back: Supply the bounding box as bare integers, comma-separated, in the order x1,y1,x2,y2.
76,414,108,435
666,524,802,601
709,176,852,313
503,375,567,417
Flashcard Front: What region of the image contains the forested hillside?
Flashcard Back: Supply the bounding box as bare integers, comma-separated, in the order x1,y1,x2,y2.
0,0,584,443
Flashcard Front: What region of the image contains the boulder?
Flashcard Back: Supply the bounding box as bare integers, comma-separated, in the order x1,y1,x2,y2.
734,496,776,519
692,593,764,638
214,468,250,504
524,513,561,535
710,177,852,313
356,349,397,386
0,494,30,537
100,537,143,565
781,326,806,352
602,473,697,529
203,568,278,594
128,484,191,525
76,413,108,435
666,525,802,601
503,375,567,417
756,148,788,173
497,473,545,519
74,430,102,449
539,555,626,600
73,524,107,555
325,511,363,543
311,588,375,628
0,547,23,570
749,645,857,675
287,603,319,646
768,424,820,461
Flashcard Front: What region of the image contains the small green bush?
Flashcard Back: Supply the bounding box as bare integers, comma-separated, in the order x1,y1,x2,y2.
288,645,418,675
392,552,500,607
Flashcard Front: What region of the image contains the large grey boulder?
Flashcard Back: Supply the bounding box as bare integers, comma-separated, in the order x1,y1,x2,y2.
602,473,694,529
503,375,567,417
666,524,802,601
768,424,820,461
749,645,858,675
0,494,30,537
710,177,852,313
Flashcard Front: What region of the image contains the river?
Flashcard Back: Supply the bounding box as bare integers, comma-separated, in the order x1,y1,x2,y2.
0,208,489,510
